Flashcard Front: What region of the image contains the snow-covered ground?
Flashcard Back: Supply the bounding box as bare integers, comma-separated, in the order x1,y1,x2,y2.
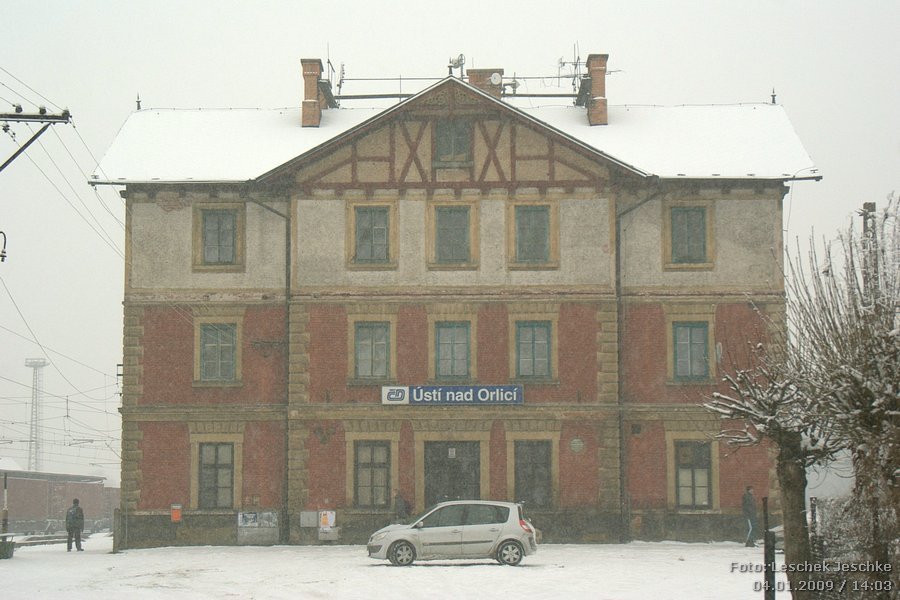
4,534,788,599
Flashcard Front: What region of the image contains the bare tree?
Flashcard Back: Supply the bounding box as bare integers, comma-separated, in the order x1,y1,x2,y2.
705,341,837,600
787,196,899,597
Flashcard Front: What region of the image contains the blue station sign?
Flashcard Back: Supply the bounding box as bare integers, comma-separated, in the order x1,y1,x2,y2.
381,385,524,406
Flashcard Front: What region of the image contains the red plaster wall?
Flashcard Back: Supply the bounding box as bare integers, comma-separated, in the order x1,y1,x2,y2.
626,421,668,509
304,420,346,509
623,302,769,404
625,420,772,512
241,421,285,508
718,432,771,510
307,306,349,404
305,302,598,404
477,305,508,383
140,305,286,406
714,303,770,377
141,306,193,404
137,421,284,511
397,305,428,384
559,421,600,507
138,421,190,509
557,303,598,402
622,303,666,403
510,303,598,403
242,306,287,403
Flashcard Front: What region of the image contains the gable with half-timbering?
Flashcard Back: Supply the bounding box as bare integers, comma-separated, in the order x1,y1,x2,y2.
279,80,626,193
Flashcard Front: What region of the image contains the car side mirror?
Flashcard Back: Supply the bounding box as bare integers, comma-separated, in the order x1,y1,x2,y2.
413,521,423,529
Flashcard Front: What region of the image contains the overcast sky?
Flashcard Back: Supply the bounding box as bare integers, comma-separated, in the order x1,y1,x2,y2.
1,1,897,489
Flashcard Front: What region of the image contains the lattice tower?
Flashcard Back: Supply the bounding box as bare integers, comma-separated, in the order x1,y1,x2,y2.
24,358,49,471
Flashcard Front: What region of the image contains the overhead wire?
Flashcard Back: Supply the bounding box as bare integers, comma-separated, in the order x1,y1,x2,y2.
51,126,125,229
0,324,117,378
0,80,37,107
78,122,221,328
1,72,291,479
17,125,124,258
0,277,118,405
0,374,119,409
0,72,121,476
0,66,64,111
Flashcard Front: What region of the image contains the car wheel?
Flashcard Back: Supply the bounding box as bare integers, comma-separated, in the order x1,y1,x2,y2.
496,540,524,566
388,540,416,566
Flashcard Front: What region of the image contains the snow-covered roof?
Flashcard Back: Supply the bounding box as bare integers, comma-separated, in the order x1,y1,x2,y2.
525,104,818,180
92,85,817,184
91,107,382,184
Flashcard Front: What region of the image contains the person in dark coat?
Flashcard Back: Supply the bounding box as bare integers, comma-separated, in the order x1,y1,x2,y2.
742,486,758,547
65,498,85,552
393,489,410,522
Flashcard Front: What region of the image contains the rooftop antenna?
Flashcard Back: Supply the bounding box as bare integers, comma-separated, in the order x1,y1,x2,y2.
337,62,346,97
558,43,586,94
136,93,141,111
448,54,465,78
326,43,338,88
771,88,777,104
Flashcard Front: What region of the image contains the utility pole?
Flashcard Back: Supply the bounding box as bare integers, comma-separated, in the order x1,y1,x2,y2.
25,358,49,472
0,107,72,173
0,108,72,264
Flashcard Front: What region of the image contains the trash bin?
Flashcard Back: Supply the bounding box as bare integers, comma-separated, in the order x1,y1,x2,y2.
0,540,15,559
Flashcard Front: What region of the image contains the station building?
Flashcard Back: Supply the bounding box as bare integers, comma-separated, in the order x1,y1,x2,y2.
92,53,819,548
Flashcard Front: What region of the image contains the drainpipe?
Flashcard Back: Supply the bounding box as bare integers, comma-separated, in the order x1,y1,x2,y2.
2,473,8,534
614,180,665,542
245,192,292,544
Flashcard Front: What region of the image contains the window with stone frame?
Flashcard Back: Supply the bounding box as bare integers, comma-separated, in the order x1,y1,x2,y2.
435,321,470,379
514,440,552,508
435,206,471,263
355,441,391,508
516,321,551,379
200,323,237,382
675,441,711,508
193,203,245,272
202,209,237,265
672,321,709,381
355,321,390,380
354,206,390,263
515,205,551,263
670,206,707,264
198,442,234,509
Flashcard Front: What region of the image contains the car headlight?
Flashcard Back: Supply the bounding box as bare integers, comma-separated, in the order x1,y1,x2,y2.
369,532,387,543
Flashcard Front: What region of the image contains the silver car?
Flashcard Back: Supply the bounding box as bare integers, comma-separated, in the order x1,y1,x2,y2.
367,500,538,566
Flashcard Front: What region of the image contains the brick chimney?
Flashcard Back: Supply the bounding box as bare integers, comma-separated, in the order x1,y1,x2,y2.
586,54,609,126
466,68,504,99
301,58,324,127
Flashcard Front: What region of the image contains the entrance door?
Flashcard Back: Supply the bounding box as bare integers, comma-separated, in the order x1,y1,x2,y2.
424,441,480,507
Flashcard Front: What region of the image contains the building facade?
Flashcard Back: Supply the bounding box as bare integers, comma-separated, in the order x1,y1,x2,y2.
94,54,818,548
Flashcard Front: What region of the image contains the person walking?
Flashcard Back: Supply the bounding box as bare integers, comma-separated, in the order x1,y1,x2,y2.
393,489,410,522
65,498,85,552
742,486,758,547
